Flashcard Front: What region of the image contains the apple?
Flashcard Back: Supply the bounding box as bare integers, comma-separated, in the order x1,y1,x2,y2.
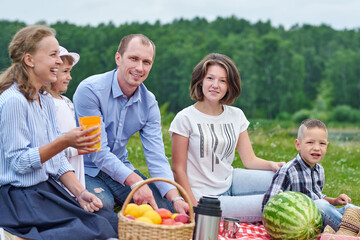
161,218,175,225
173,221,184,225
174,213,189,224
156,208,172,219
125,215,136,220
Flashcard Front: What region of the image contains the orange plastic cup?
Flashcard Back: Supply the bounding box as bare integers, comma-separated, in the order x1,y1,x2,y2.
78,116,101,152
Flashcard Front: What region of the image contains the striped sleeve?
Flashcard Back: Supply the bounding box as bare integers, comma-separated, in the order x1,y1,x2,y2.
1,95,42,173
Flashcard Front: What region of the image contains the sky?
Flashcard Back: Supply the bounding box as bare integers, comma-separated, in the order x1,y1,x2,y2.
1,0,360,30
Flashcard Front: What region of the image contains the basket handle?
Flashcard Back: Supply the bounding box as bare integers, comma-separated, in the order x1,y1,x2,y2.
120,177,194,222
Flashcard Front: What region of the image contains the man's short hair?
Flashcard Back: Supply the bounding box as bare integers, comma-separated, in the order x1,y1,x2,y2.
117,34,155,60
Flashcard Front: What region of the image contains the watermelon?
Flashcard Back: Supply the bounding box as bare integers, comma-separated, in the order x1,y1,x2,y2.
262,191,322,240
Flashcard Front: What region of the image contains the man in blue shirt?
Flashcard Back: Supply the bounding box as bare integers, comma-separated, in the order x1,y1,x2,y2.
73,34,188,214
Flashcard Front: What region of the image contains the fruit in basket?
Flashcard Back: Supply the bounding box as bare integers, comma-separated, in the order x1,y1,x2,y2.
262,191,322,240
123,202,191,225
156,208,172,219
135,216,153,224
124,203,141,218
125,215,136,220
161,218,175,225
142,210,162,224
138,204,153,216
174,213,190,224
173,222,184,225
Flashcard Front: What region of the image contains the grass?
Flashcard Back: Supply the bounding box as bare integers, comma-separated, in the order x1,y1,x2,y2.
126,119,360,205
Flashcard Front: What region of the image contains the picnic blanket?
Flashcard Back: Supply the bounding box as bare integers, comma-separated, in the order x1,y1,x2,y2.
320,234,360,240
217,221,329,240
218,222,271,240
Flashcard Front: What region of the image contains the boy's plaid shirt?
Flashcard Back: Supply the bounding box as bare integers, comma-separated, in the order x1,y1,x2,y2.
262,153,326,211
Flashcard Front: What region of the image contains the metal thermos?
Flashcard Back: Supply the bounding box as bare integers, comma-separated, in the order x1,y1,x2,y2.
192,196,222,240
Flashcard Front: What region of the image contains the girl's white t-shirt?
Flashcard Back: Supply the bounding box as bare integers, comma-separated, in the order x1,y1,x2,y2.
169,104,249,200
53,96,86,188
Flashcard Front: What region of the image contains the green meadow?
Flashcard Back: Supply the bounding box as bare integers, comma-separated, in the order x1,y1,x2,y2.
127,119,360,205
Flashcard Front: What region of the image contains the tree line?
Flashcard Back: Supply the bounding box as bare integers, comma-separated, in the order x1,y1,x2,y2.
1,17,360,122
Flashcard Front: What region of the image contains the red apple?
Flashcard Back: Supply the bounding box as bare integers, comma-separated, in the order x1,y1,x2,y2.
125,215,136,220
174,213,189,224
173,221,184,225
161,218,175,225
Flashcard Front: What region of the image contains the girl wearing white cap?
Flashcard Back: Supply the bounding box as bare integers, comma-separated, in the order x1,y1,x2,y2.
49,46,86,190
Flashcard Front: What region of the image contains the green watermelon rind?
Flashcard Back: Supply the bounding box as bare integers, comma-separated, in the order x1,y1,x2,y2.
263,191,322,240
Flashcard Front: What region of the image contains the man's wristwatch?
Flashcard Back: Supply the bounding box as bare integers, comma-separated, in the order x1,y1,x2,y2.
171,196,184,204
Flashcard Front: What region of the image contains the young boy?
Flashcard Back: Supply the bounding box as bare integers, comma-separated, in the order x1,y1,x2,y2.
262,118,360,231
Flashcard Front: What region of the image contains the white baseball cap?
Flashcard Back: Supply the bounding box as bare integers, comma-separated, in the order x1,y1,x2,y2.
59,46,80,66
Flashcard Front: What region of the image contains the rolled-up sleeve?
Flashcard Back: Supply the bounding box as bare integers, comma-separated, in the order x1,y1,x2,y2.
140,100,175,196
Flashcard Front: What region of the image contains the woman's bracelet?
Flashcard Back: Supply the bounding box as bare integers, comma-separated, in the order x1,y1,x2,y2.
75,189,88,201
130,180,144,190
171,196,184,205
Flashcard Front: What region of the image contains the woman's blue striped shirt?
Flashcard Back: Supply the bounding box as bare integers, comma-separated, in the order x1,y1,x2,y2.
0,84,73,187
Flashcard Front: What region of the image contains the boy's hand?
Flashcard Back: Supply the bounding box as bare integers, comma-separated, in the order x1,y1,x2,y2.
334,193,351,205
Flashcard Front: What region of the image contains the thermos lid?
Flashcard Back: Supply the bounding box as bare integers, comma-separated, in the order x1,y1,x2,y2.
194,196,222,217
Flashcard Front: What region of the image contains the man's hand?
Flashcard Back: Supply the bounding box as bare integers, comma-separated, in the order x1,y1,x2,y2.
132,185,158,210
77,189,103,212
125,172,158,210
173,198,189,214
165,189,190,214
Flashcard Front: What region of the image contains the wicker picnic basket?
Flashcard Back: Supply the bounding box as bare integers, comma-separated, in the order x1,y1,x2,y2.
118,177,195,240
